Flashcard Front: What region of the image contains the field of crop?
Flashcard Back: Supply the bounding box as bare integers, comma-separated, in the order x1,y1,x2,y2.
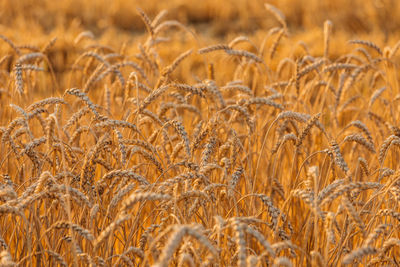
1,0,400,266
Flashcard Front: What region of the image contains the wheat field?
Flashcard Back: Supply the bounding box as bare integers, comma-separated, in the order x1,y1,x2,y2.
0,0,400,266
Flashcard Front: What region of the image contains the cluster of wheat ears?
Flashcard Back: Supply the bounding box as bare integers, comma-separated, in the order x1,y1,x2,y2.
0,4,399,266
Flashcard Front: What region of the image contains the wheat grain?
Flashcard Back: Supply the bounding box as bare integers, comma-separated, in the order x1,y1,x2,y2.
349,40,383,56
342,246,377,264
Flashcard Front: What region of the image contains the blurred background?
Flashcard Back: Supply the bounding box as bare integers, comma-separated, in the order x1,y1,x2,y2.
1,0,399,39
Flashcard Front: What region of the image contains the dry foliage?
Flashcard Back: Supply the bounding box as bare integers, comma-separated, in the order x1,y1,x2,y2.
0,1,400,266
